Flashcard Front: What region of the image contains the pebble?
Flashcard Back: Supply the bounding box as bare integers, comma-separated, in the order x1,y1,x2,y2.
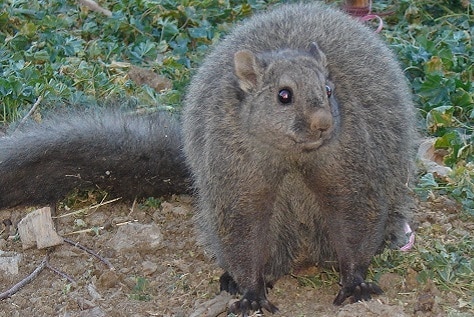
108,223,163,253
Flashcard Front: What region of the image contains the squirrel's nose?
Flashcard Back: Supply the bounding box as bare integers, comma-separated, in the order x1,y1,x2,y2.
309,109,333,133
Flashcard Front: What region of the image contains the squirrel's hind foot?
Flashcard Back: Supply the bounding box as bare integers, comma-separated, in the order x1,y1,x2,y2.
229,292,279,316
220,272,279,315
333,281,383,306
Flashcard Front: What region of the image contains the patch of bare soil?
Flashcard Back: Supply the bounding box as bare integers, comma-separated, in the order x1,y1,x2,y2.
0,195,471,317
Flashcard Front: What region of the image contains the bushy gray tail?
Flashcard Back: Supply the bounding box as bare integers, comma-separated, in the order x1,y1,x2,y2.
0,109,190,209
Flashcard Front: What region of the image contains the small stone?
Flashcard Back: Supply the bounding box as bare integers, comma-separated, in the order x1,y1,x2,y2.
79,306,106,317
142,260,158,276
109,223,163,253
414,293,436,312
87,283,102,301
161,201,190,216
97,270,119,289
0,251,22,275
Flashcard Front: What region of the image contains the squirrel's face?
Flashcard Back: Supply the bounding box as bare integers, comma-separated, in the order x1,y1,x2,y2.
234,45,339,153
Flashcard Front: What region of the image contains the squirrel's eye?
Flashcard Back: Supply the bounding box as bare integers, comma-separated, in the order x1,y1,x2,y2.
278,88,293,104
325,85,332,98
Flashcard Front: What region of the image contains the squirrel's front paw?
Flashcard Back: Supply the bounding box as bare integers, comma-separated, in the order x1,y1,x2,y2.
333,281,383,305
229,290,279,316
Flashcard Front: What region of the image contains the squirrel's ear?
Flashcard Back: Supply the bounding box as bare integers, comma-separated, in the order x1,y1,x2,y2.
309,42,327,66
234,49,259,92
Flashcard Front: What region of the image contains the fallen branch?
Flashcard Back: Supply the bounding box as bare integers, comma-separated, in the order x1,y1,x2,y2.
46,263,77,285
0,255,48,300
63,237,115,270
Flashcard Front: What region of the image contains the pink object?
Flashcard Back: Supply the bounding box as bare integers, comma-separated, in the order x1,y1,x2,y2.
360,14,384,33
400,222,415,251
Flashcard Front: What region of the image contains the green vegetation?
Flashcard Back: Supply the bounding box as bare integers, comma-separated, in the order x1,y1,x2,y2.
381,0,473,215
1,0,473,313
0,0,274,121
128,276,151,301
372,234,474,312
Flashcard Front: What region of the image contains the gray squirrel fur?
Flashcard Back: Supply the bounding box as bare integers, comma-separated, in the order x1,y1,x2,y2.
182,2,415,314
0,110,190,208
0,2,416,315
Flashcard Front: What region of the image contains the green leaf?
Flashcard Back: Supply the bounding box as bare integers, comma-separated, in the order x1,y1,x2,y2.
188,26,208,39
418,173,439,188
426,106,453,133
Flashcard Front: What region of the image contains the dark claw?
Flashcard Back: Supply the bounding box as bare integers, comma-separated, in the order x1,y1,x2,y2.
333,282,383,305
220,272,279,315
229,296,279,316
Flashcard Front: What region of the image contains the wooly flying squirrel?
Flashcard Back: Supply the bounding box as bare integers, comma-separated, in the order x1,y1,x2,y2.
0,2,416,315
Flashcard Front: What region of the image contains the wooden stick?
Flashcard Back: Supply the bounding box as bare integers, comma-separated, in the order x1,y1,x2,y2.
13,95,43,133
53,197,121,219
0,255,48,300
63,238,115,270
46,264,77,285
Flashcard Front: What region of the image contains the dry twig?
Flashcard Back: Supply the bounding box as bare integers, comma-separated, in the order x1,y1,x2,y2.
54,197,121,219
46,263,77,285
0,254,48,300
13,95,43,133
63,237,115,270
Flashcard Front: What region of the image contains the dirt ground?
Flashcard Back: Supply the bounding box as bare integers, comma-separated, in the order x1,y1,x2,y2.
0,194,472,317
